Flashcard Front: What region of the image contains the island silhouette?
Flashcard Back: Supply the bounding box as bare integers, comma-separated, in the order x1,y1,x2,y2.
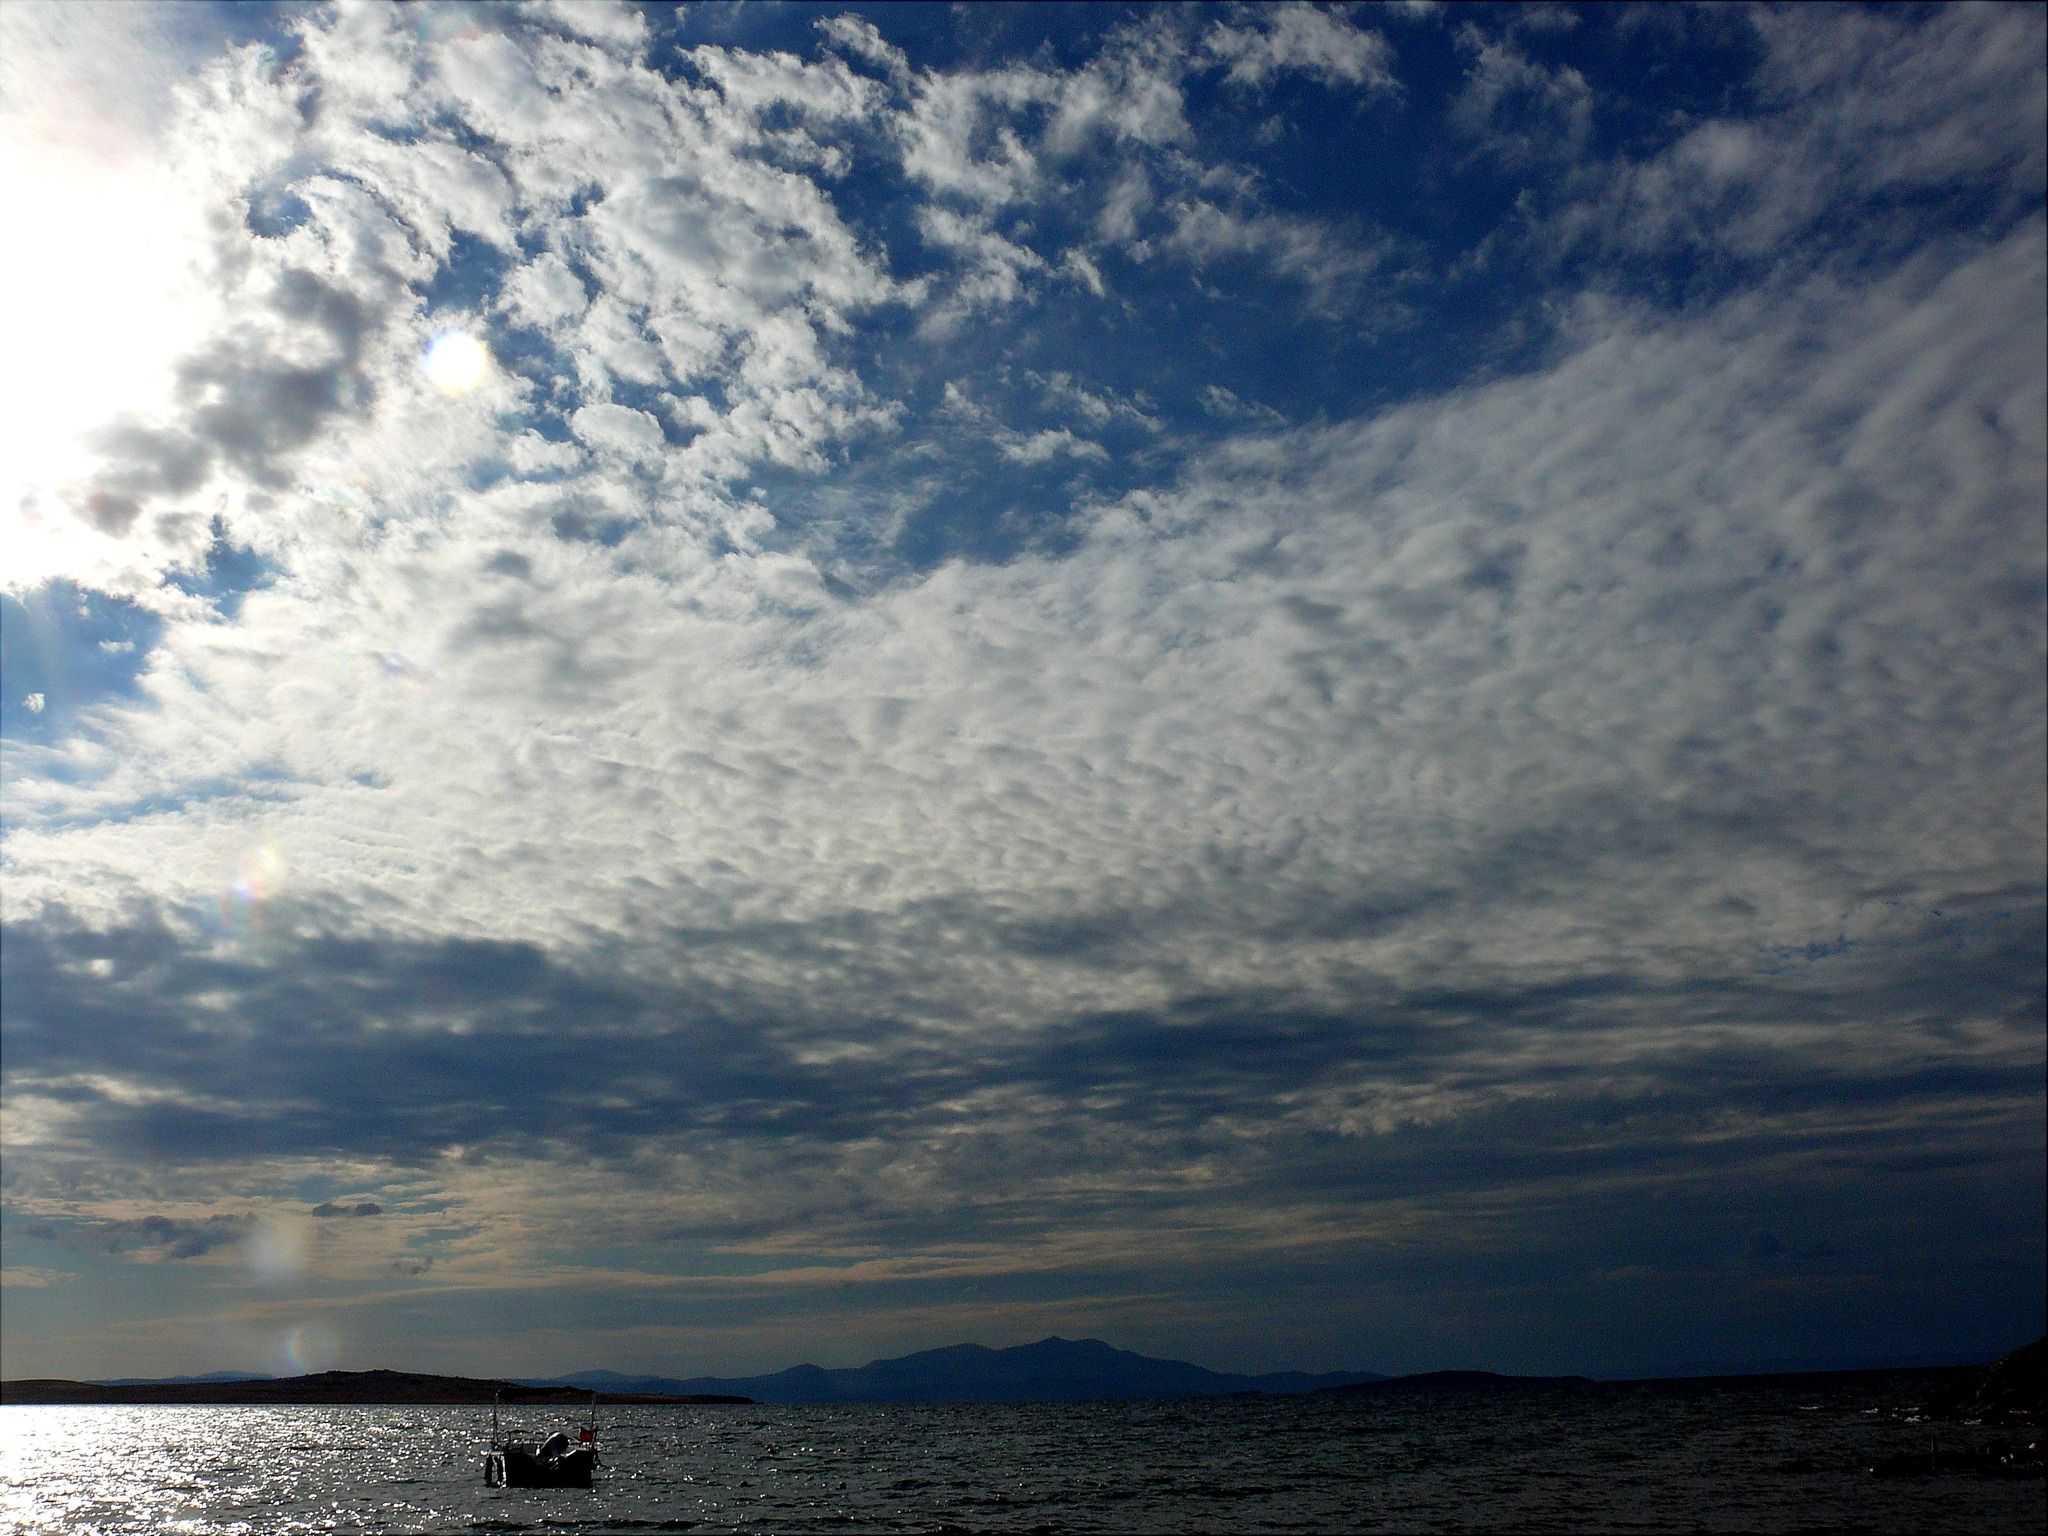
5,1333,2040,1414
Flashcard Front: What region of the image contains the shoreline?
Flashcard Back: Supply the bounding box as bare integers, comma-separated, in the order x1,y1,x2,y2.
0,1361,1998,1411
0,1369,751,1407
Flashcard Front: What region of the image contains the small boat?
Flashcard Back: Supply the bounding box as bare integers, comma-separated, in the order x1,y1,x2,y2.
484,1392,598,1488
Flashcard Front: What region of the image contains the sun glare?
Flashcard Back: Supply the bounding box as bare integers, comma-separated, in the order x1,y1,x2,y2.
423,329,491,394
0,144,210,589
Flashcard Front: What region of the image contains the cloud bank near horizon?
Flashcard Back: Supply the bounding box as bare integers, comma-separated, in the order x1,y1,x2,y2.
1,1,2041,1381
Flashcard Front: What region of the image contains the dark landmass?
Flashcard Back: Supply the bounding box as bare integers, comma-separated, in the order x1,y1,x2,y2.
1623,1363,1976,1393
530,1336,1386,1405
1614,1335,2045,1422
1674,1351,1985,1376
0,1369,751,1407
1859,1337,2047,1478
11,1334,2038,1413
1926,1335,2046,1424
1314,1369,1595,1395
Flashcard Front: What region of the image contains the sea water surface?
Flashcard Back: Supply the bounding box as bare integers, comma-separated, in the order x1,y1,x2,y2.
2,1375,2041,1534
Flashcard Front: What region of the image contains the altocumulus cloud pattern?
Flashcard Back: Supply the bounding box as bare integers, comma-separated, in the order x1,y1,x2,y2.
0,1,2042,1383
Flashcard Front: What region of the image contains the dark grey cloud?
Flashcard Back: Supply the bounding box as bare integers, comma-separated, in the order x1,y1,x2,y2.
69,263,387,560
186,273,371,449
5,892,2036,1252
26,1212,252,1261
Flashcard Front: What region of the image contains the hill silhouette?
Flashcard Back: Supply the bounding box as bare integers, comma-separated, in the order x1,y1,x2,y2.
0,1369,746,1407
532,1335,1384,1404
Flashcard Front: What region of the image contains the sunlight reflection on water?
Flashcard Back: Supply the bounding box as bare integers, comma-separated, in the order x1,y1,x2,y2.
1,1387,2041,1535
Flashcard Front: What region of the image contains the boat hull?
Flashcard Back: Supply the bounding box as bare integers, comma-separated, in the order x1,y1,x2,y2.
484,1444,595,1488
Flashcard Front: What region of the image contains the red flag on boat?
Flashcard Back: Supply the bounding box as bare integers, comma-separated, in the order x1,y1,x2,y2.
579,1427,595,1444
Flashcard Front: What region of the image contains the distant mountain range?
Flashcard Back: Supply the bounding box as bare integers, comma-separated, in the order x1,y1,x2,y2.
92,1371,277,1387
16,1333,2024,1409
528,1336,1387,1404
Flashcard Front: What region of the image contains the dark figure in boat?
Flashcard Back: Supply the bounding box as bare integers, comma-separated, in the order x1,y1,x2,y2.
484,1393,598,1488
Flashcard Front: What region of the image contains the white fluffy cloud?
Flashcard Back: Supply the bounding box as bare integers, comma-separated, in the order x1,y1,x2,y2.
1204,4,1396,93
10,215,2037,1028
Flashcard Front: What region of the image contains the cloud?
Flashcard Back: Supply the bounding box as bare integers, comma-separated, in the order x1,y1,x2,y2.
5,2,919,606
1030,371,1160,433
0,2,2040,1381
1203,6,1397,94
913,204,1050,328
7,219,2038,1223
1165,198,1390,315
500,253,590,329
815,14,909,82
1198,385,1284,426
1550,3,2045,264
0,0,239,163
569,402,666,463
27,1211,255,1262
685,39,883,128
1043,21,1192,155
897,65,1056,209
1449,26,1593,166
998,429,1110,466
0,1266,67,1289
536,0,647,50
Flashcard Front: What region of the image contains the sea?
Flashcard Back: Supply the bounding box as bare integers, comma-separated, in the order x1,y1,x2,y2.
2,1374,2041,1534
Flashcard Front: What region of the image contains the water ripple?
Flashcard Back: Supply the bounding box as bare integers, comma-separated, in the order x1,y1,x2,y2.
0,1382,2040,1534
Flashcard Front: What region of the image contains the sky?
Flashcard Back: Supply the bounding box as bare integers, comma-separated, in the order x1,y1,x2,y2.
0,0,2041,1386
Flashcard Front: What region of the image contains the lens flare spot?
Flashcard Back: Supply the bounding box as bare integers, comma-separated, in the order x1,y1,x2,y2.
243,1216,306,1285
218,841,288,936
234,842,287,904
281,1321,340,1375
423,329,491,395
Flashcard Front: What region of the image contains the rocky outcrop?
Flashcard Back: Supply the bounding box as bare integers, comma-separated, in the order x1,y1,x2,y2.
1929,1336,2045,1424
